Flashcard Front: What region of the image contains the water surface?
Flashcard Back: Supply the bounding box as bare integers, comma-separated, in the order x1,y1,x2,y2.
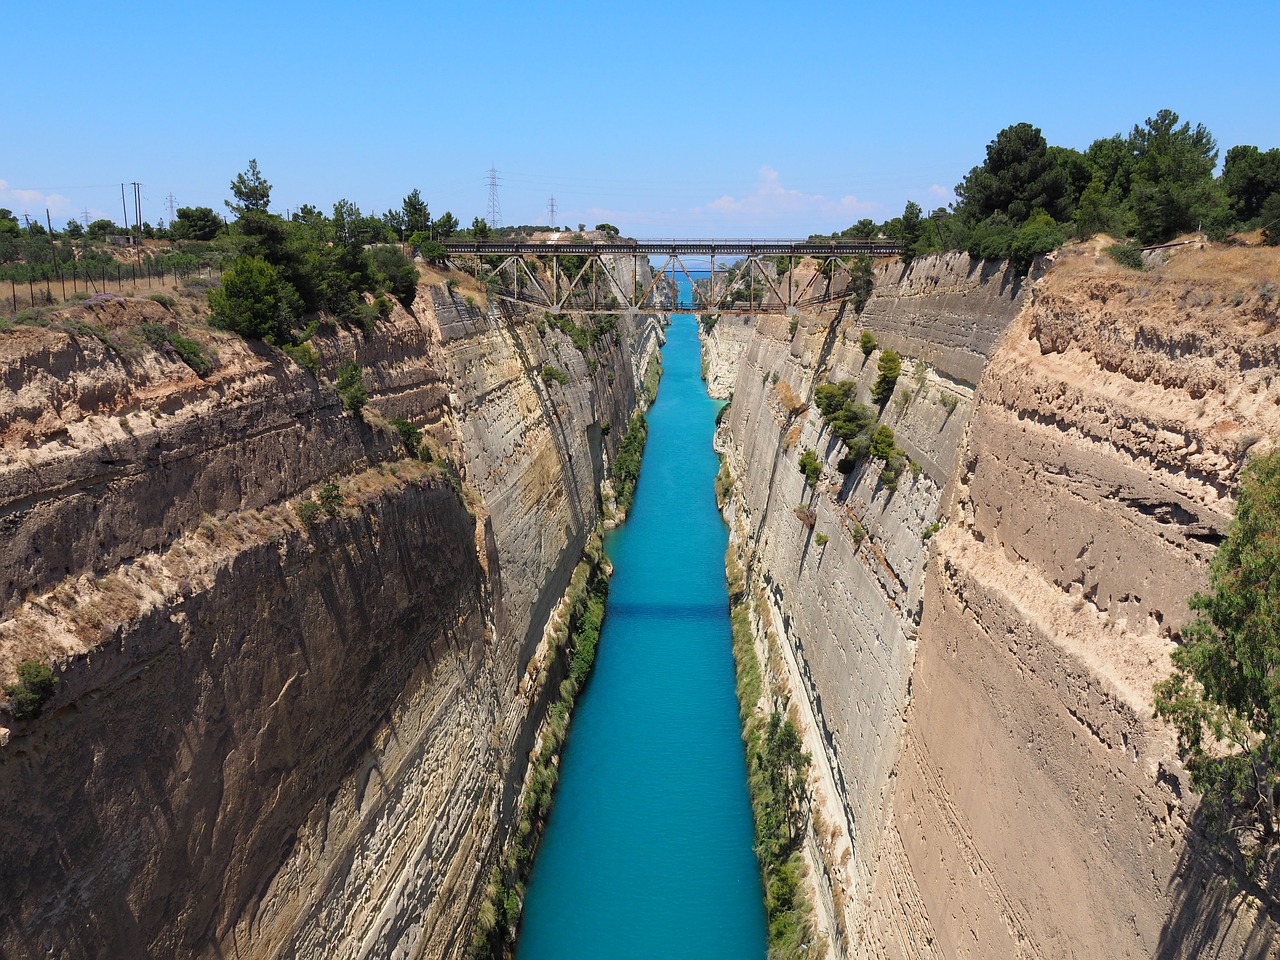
516,307,765,959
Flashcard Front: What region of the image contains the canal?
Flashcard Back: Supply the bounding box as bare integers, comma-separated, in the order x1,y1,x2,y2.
515,306,766,959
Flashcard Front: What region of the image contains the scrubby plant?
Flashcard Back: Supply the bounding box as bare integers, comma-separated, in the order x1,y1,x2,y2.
139,322,213,377
316,481,343,517
798,448,822,488
335,360,367,413
295,498,322,528
281,342,320,375
389,417,423,456
871,349,902,404
1155,448,1280,877
4,661,56,720
540,364,569,386
1106,241,1146,270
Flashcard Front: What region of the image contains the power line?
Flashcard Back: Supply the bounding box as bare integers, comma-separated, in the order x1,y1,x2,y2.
547,195,556,228
485,164,503,228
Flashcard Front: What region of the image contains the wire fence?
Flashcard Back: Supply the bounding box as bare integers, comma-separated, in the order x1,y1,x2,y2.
4,260,223,315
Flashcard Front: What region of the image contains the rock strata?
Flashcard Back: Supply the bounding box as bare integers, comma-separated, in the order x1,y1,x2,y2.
0,271,661,959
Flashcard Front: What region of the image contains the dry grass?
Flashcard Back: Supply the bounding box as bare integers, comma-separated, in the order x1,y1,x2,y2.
774,379,808,417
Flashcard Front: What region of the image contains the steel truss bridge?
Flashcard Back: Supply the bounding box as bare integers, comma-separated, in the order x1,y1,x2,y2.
442,239,901,315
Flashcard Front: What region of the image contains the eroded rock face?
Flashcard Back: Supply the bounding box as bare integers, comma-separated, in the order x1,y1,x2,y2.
712,252,1026,951
0,277,662,959
712,244,1280,959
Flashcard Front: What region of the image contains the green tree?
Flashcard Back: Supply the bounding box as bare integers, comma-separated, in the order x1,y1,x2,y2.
208,255,301,341
956,122,1069,224
1155,448,1280,875
1072,179,1113,238
1221,146,1280,224
858,330,876,356
227,158,272,215
402,188,431,235
171,206,222,241
594,222,620,236
64,219,84,238
848,254,875,313
871,349,902,404
1260,192,1280,246
471,216,491,240
900,201,923,265
1128,109,1226,243
433,211,459,239
1010,212,1065,272
1048,145,1093,219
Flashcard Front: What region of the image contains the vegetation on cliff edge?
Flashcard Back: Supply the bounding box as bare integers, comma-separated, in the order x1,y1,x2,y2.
724,535,820,959
467,542,611,960
1155,447,1280,879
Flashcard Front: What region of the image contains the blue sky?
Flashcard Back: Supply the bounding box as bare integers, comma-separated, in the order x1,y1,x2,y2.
6,0,1278,237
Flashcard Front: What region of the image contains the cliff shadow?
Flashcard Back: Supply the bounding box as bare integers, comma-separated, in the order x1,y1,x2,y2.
1155,810,1280,960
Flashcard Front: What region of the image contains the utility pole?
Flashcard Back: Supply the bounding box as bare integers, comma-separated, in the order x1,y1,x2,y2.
486,164,503,228
120,184,132,247
133,182,144,270
82,209,91,227
547,195,557,229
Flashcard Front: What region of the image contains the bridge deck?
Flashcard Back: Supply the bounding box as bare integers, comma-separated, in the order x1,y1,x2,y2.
443,239,899,257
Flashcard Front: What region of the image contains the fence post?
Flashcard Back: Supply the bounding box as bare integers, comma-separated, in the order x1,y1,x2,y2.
10,280,15,312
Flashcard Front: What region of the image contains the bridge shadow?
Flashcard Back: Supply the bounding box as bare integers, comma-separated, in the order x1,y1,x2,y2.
1154,809,1280,960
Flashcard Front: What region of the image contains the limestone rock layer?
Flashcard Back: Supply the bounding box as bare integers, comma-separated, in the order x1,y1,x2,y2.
709,244,1280,959
0,279,661,959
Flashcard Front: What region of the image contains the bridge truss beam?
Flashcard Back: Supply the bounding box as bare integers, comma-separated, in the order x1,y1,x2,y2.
444,240,899,315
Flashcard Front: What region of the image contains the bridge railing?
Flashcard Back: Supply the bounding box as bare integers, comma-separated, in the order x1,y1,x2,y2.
442,238,901,256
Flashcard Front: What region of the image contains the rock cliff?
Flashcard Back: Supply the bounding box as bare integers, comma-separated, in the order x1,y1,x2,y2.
710,243,1280,958
0,270,661,959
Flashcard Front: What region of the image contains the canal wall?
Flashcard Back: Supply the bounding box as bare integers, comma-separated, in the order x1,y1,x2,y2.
709,243,1280,958
0,267,662,959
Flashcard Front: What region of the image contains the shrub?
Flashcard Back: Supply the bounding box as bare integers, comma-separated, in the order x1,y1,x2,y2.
295,498,322,528
335,360,367,413
389,417,423,455
798,448,822,488
281,342,319,375
1105,242,1145,271
138,322,212,377
1155,448,1280,875
871,349,902,404
1010,212,1065,273
207,255,301,342
541,364,569,386
316,481,343,517
370,245,419,306
849,255,875,314
814,533,829,547
612,414,649,513
4,661,57,720
146,292,175,309
1261,191,1280,246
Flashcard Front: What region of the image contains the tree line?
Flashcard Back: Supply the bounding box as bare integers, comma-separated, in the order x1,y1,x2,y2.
815,109,1280,272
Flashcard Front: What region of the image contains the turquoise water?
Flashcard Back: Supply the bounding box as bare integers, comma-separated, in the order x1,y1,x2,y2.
515,308,766,959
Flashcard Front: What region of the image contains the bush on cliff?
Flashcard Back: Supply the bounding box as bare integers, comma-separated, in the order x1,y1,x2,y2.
1155,447,1280,877
798,448,821,489
871,349,902,405
5,661,57,720
208,255,301,342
